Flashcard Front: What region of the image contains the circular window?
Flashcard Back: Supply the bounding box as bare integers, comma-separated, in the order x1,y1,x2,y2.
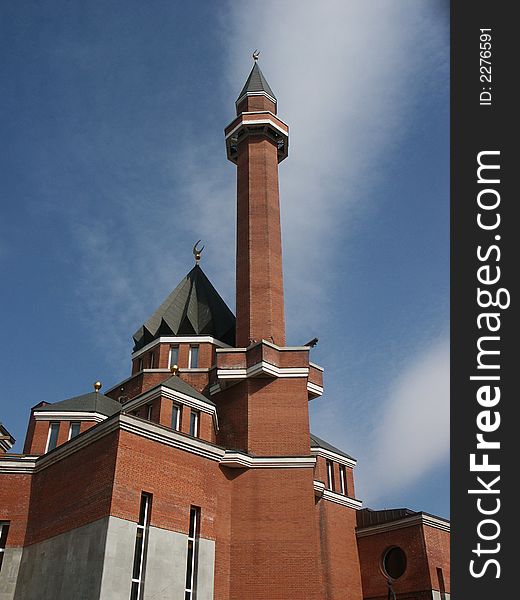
381,546,407,580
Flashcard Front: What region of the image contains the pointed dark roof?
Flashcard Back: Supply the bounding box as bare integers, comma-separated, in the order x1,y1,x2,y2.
310,433,356,461
157,375,215,406
37,392,122,417
133,265,235,351
237,62,276,103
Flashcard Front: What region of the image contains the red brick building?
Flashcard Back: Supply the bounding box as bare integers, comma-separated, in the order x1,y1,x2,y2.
0,61,449,600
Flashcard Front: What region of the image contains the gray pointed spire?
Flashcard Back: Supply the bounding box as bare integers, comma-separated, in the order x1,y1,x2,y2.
236,62,277,104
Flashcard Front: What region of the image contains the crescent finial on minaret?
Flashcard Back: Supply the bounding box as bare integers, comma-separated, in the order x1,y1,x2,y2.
253,50,260,62
193,240,205,263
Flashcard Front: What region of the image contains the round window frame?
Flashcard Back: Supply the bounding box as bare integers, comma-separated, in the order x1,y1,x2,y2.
380,545,407,581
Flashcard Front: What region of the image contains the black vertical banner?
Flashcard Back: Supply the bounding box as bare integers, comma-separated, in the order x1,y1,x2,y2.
451,2,515,599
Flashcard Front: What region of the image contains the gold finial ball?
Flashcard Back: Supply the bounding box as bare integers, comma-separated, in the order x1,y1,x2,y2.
170,364,179,376
94,381,102,392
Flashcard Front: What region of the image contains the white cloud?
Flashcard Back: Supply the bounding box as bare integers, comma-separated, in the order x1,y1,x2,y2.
357,336,450,504
221,0,449,335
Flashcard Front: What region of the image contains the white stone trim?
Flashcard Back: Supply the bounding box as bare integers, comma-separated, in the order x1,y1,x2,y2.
356,513,451,537
33,414,226,471
235,90,278,106
322,489,363,510
0,455,37,474
33,411,107,423
309,361,324,372
307,382,324,397
131,336,231,359
217,361,309,380
215,339,310,353
313,481,362,509
311,446,357,468
225,118,288,142
221,452,316,469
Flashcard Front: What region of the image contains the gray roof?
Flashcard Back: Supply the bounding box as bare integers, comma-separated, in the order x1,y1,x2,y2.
37,392,122,417
237,63,276,102
157,375,215,407
310,433,356,461
133,265,235,351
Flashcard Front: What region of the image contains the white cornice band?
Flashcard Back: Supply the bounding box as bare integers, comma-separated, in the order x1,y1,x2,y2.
225,118,288,142
217,362,309,380
311,447,357,468
221,453,316,469
33,411,107,423
313,480,362,510
1,415,320,476
235,91,278,106
356,514,450,537
307,382,324,397
131,336,231,359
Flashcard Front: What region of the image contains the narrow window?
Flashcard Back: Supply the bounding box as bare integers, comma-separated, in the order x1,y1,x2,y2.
130,493,152,600
437,567,446,600
146,404,153,421
188,345,199,368
0,522,9,572
185,507,200,600
339,465,347,495
189,410,199,437
149,352,156,369
138,357,144,371
46,422,60,452
326,460,335,491
169,345,179,368
69,422,81,440
172,404,181,431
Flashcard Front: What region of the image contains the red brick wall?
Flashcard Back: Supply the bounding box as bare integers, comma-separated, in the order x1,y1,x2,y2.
423,525,450,593
227,467,324,600
357,523,432,599
236,95,277,115
110,430,222,539
24,431,119,546
0,473,32,547
317,500,364,600
216,378,311,456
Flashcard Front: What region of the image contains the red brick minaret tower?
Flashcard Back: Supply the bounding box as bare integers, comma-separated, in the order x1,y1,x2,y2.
225,56,289,347
215,57,325,599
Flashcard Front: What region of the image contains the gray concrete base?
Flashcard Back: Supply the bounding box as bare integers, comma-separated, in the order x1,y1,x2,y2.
5,516,215,600
0,548,23,600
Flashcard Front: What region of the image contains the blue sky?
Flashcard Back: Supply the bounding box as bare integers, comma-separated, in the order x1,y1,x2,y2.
0,1,449,517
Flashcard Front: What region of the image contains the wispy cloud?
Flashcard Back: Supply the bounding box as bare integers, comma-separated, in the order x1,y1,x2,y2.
221,0,449,335
357,336,450,504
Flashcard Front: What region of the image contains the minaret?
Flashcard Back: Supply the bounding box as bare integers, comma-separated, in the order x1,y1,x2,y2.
225,56,289,347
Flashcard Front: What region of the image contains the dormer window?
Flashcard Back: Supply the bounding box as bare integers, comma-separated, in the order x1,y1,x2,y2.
169,345,179,368
69,422,81,440
188,345,199,369
339,465,347,495
172,404,181,431
189,410,199,437
46,422,60,452
326,460,335,491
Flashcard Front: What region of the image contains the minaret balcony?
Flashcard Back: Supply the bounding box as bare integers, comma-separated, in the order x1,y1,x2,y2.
225,112,289,164
210,339,323,400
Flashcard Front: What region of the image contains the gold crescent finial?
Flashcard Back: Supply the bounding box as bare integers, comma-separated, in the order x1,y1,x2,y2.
253,50,260,62
193,240,205,263
94,381,102,392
